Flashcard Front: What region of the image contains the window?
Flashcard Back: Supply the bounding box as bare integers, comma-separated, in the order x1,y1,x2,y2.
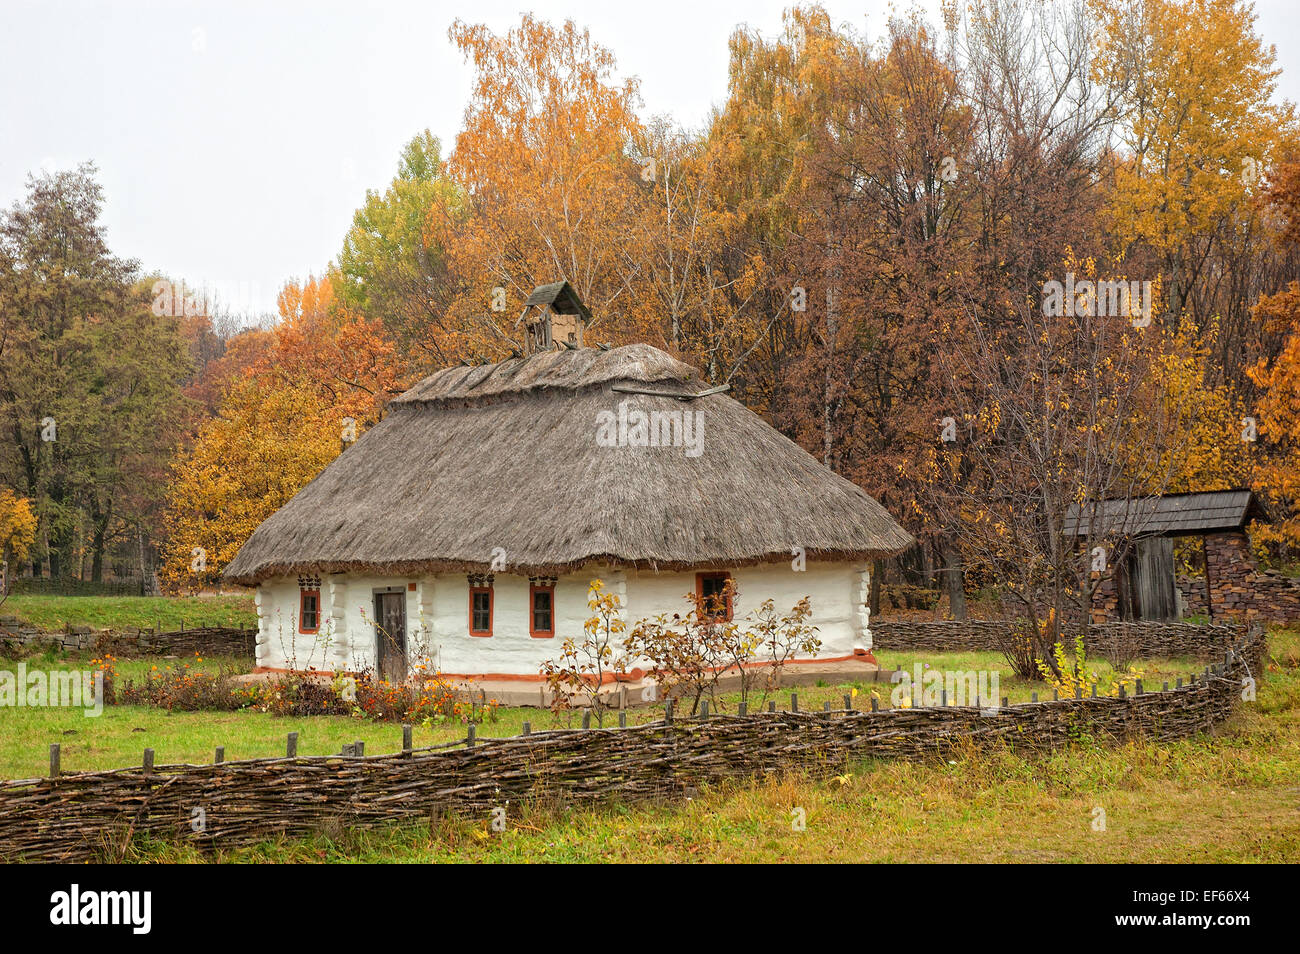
530,578,556,638
468,576,494,636
298,579,321,634
696,571,733,622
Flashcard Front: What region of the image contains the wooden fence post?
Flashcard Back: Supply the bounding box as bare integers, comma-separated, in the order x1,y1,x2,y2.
738,702,747,717
522,721,531,736
870,696,879,712
142,749,154,774
286,732,298,757
214,746,225,764
700,701,709,719
582,710,591,730
402,724,412,753
49,744,59,778
843,694,852,711
768,701,776,713
791,693,798,713
619,711,627,728
466,725,476,748
354,740,364,756
665,699,674,724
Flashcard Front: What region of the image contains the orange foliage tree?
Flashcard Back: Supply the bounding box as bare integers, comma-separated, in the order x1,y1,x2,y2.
161,274,408,587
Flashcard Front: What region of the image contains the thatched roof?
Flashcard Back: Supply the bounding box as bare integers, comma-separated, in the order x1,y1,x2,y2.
1063,489,1265,539
223,343,913,585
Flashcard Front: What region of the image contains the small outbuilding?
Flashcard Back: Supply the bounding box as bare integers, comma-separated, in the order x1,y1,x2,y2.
1063,489,1299,623
223,287,913,681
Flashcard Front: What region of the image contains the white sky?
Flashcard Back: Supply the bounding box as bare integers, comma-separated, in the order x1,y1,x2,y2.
3,0,1299,319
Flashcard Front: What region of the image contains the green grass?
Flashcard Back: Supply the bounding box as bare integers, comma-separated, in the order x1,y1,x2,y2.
4,630,1296,862
873,647,1206,701
0,594,256,631
125,628,1300,864
0,638,1217,780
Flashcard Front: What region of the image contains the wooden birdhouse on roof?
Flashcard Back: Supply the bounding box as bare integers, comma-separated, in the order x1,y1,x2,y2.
517,280,591,353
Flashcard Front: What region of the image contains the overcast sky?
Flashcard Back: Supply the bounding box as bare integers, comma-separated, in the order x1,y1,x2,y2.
3,0,1299,319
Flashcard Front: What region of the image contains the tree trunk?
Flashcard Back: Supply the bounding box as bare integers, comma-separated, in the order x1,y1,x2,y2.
822,238,842,468
943,544,967,620
90,500,111,583
137,528,157,596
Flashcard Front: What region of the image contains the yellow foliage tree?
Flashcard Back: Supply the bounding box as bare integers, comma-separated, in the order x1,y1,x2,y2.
440,15,656,352
0,488,38,568
160,376,340,589
161,272,408,587
1248,281,1300,552
1091,0,1294,323
1150,324,1253,493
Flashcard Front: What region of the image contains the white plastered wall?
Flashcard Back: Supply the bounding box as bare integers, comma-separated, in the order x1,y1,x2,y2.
253,560,872,675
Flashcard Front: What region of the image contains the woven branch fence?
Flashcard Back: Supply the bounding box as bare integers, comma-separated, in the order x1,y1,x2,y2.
0,625,1264,863
872,619,1250,658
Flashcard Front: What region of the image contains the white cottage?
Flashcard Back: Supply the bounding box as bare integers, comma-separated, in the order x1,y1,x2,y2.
223,283,913,683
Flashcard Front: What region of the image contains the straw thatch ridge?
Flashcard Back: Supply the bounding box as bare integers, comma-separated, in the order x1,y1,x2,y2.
391,342,697,405
224,344,913,585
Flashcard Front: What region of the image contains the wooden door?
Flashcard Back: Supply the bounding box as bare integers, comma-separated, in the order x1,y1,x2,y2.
374,591,407,682
1133,537,1178,621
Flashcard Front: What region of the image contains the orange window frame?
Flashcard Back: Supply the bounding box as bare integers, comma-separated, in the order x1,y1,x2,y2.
469,586,494,637
695,571,733,622
298,588,321,634
529,582,556,638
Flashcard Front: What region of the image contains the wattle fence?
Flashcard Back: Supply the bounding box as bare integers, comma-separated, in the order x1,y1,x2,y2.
0,623,1264,863
871,619,1249,659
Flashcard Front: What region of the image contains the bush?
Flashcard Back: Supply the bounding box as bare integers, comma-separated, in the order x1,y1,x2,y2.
93,654,497,725
624,582,820,714
113,654,243,711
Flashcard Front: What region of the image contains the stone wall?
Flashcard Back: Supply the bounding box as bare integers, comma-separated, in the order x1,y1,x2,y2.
0,617,256,658
1202,532,1300,624
1087,531,1300,626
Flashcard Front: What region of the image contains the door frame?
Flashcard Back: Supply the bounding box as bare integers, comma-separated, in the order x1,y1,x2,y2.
372,586,407,680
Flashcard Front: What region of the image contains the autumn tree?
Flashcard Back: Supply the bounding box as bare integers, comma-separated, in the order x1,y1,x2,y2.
0,488,37,575
161,273,407,586
1248,280,1300,555
160,376,340,589
1091,0,1295,358
338,131,466,367
925,286,1188,671
0,165,192,582
441,15,655,354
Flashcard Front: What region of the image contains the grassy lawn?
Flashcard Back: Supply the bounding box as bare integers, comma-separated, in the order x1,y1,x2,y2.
2,630,1295,862
0,642,1213,780
133,628,1296,864
0,594,256,631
